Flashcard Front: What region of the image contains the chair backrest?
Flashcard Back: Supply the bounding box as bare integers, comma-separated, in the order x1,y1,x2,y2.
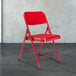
23,11,48,25
23,11,52,35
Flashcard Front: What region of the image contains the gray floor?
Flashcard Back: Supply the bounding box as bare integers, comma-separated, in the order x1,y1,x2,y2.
0,43,76,76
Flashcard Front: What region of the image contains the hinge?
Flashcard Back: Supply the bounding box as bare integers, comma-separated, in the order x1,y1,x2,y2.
47,27,48,30
26,29,28,32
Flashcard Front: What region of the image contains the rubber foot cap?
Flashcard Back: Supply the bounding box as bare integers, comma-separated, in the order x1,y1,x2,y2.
18,59,20,61
38,54,41,56
58,61,61,63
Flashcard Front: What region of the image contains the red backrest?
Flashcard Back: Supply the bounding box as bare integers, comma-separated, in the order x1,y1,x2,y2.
24,11,47,25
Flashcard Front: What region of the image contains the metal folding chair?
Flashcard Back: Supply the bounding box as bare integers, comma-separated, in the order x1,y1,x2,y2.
18,11,61,69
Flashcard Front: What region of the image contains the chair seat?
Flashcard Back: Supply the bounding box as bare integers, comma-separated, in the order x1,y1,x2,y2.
26,34,60,42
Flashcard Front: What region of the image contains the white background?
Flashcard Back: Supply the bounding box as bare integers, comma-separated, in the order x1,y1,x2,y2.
1,0,76,43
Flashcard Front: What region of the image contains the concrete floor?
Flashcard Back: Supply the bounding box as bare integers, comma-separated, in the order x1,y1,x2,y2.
0,43,76,76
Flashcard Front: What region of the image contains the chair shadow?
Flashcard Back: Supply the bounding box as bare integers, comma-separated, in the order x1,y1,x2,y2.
38,53,61,64
48,57,61,64
18,59,42,71
18,55,61,70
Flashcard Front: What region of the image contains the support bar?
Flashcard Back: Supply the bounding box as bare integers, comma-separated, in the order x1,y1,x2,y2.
23,45,41,51
39,52,56,58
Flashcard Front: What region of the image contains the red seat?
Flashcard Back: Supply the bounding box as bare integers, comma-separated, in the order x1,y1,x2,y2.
18,11,61,69
26,34,60,42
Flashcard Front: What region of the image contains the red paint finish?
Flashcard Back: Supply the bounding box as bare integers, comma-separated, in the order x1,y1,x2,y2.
23,45,40,51
24,12,47,25
26,34,60,42
39,52,56,58
18,11,61,69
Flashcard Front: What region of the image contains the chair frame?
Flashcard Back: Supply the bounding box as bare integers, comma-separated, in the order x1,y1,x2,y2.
18,11,61,69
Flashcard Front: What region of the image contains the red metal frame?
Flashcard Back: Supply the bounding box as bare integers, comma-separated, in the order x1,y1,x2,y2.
18,11,61,69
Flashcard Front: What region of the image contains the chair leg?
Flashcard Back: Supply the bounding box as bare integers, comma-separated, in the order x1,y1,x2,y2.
38,42,43,55
31,41,41,69
53,40,61,62
18,34,26,60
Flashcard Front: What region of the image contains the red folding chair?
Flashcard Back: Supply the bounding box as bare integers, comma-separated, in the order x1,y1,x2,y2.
18,11,61,69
